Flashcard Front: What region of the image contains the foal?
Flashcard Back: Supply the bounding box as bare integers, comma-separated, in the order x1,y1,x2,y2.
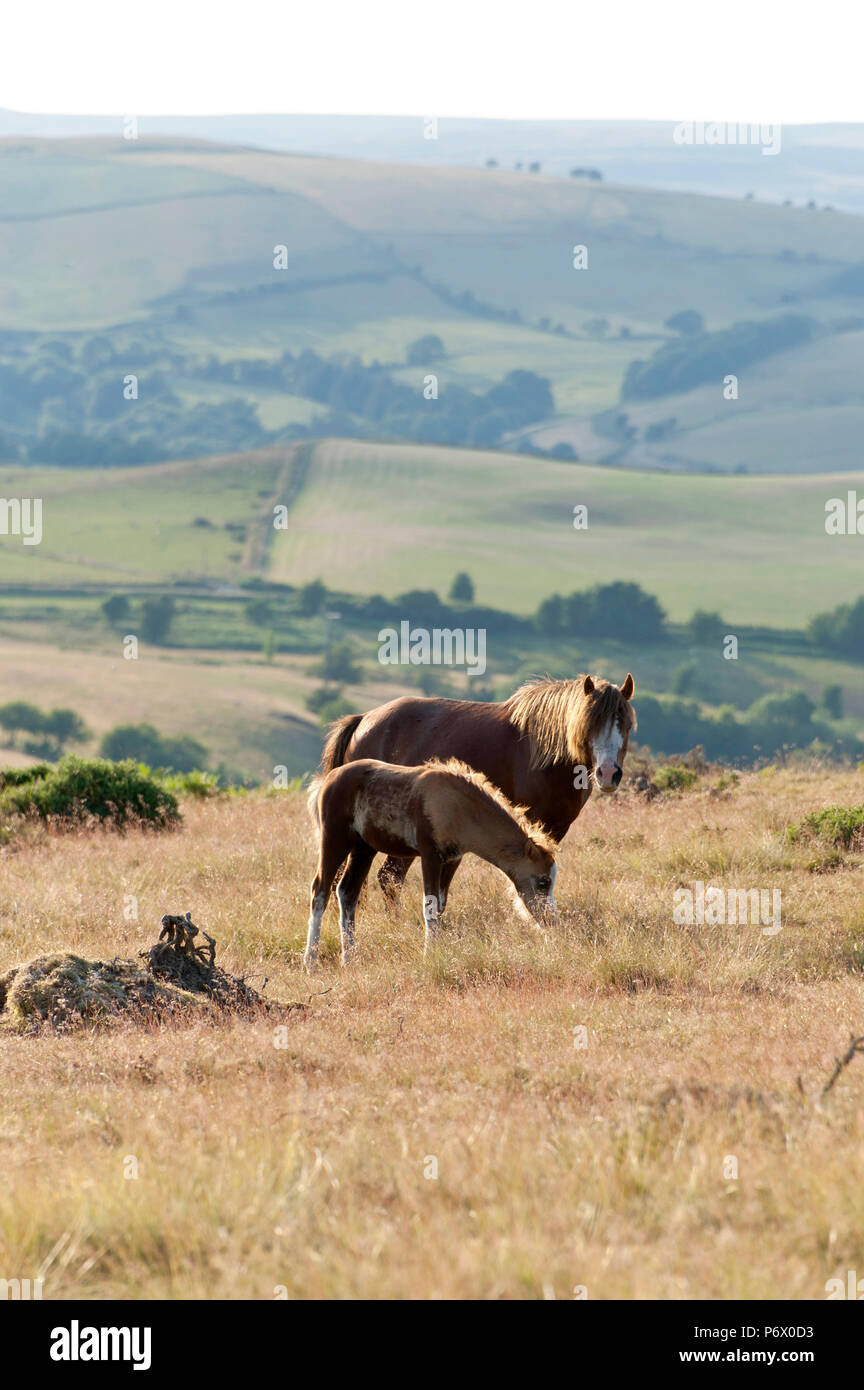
304,758,557,969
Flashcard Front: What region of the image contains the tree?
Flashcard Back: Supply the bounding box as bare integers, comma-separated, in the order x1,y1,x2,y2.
406,334,446,366
687,610,725,645
245,598,273,627
448,572,475,603
314,641,362,684
483,370,554,426
99,722,208,772
101,594,131,626
535,594,564,634
298,579,327,617
140,595,176,644
821,684,844,720
665,310,705,336
565,582,666,641
42,708,91,748
0,701,46,738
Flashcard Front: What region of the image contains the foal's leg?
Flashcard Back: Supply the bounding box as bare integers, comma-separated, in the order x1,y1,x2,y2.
420,853,443,954
438,857,462,915
305,831,349,972
378,854,413,904
336,840,376,966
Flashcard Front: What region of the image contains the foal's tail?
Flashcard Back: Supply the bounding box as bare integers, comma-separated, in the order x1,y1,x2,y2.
306,775,324,838
320,712,363,773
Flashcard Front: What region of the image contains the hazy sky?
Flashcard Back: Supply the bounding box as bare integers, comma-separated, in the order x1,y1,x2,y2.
3,0,862,121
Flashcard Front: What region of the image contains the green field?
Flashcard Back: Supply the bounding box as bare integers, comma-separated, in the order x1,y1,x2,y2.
4,440,862,627
266,438,864,627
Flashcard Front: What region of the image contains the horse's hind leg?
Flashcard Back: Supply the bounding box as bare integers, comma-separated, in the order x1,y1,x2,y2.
305,831,349,972
336,840,376,966
378,854,412,905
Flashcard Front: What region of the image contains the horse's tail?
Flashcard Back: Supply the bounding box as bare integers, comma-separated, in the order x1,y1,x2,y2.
320,712,363,773
306,775,324,838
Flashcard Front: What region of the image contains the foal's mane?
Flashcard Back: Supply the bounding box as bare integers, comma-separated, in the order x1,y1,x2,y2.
503,676,636,770
423,758,558,854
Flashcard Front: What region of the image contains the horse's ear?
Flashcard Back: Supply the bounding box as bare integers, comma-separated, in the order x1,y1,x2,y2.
620,673,634,700
582,675,595,695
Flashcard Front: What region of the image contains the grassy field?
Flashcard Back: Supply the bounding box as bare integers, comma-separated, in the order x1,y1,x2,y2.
7,440,864,624
2,766,864,1298
2,437,863,780
268,439,864,625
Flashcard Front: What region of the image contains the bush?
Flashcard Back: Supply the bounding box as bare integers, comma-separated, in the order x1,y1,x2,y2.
0,756,179,830
789,804,864,849
157,769,223,799
653,765,700,792
0,763,52,790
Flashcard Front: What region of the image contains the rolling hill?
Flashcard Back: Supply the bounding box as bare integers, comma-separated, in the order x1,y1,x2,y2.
2,438,862,627
2,137,864,474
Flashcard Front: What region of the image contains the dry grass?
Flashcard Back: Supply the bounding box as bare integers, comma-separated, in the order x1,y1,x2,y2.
2,765,864,1300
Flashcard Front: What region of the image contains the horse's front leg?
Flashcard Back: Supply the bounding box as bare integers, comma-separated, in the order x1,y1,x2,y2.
420,854,443,955
438,856,462,916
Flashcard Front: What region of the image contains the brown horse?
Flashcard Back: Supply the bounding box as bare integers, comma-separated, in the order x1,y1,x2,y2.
304,758,557,968
320,673,635,901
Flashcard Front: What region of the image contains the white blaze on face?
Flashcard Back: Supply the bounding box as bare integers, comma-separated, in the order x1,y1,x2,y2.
592,718,623,791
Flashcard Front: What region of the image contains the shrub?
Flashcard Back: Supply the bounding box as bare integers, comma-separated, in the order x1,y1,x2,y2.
789,804,864,849
0,763,52,790
653,765,700,792
157,769,222,799
0,756,179,830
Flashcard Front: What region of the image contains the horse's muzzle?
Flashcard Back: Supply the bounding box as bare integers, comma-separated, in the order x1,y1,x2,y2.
595,762,622,791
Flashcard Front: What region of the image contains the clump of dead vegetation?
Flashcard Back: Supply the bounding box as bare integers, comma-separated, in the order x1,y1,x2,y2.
0,911,304,1035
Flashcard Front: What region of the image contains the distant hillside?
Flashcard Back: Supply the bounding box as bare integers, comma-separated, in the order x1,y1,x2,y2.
3,137,864,474
4,113,864,211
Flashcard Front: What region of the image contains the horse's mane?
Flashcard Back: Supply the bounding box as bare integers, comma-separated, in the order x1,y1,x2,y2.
503,676,636,770
423,758,558,854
